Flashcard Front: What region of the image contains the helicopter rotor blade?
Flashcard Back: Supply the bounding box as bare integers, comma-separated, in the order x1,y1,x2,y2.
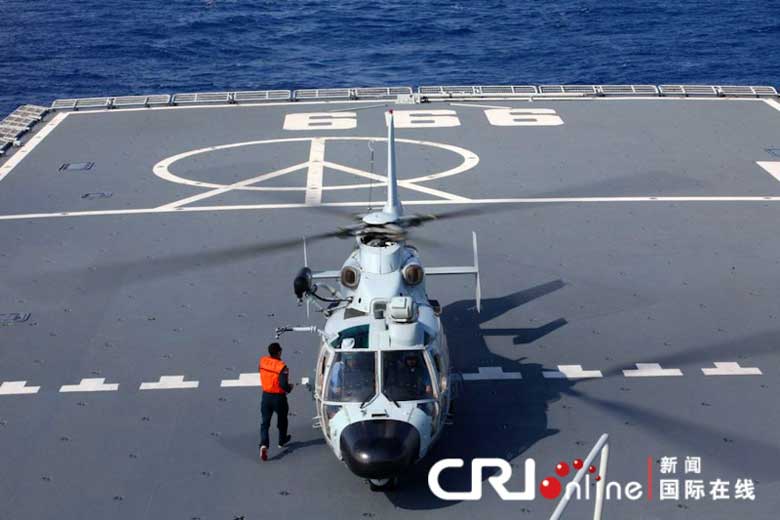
18,228,347,290
598,330,780,379
564,387,780,480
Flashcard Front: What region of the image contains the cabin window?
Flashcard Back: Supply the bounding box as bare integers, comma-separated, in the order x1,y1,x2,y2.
330,324,370,349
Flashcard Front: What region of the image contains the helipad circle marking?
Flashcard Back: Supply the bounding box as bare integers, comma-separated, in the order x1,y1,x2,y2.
152,137,479,191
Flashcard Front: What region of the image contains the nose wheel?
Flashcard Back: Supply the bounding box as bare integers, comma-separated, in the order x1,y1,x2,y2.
368,477,398,491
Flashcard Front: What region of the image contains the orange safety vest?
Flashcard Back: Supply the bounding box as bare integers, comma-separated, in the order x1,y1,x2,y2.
259,356,287,394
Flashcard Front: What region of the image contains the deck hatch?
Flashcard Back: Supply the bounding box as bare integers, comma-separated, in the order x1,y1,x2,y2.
59,161,94,172
0,313,31,326
81,192,112,199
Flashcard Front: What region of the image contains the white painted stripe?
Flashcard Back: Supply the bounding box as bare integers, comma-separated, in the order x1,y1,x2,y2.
158,161,309,209
0,112,68,183
220,373,261,387
449,102,511,110
462,366,522,381
468,196,780,203
757,161,780,182
0,381,40,395
702,362,762,376
59,378,119,392
543,365,603,379
764,99,780,112
6,195,780,222
322,161,472,202
623,363,683,377
305,138,325,205
139,375,199,390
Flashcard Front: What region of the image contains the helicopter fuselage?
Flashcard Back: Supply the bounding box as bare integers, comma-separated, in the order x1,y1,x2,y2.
309,239,451,481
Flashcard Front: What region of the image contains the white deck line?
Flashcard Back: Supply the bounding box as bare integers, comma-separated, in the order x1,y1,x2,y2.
764,99,780,112
6,195,780,222
305,138,325,205
0,112,68,183
757,161,780,182
449,102,511,109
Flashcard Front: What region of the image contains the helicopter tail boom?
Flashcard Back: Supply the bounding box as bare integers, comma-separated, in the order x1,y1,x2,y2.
383,110,403,220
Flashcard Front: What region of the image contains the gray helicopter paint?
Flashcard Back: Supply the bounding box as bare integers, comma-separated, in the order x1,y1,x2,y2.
0,97,779,519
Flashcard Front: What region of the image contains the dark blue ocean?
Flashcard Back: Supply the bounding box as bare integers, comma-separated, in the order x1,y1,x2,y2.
2,0,779,116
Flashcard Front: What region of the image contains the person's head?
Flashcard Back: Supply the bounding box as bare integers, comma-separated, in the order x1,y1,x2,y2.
268,342,282,359
404,355,418,369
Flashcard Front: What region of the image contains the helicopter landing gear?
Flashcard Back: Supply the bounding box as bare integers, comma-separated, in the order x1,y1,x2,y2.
368,477,398,491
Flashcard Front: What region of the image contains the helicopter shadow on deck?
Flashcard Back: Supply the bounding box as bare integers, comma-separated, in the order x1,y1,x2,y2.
385,280,577,510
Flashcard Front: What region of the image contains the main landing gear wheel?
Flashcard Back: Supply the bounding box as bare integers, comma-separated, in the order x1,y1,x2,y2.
368,477,398,491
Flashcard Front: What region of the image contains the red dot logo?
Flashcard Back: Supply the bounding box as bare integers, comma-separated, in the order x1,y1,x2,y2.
555,462,570,477
572,458,583,470
588,464,596,474
540,476,562,500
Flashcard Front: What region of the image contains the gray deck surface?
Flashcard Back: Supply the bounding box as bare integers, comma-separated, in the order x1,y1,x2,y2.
1,97,780,519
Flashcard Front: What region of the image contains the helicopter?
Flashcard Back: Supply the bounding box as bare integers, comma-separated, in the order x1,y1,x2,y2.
274,110,481,490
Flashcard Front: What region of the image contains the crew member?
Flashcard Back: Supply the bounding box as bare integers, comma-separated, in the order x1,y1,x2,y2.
259,342,294,461
389,354,433,400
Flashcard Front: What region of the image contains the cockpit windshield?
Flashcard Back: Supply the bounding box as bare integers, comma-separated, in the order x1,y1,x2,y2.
382,350,434,401
324,351,376,403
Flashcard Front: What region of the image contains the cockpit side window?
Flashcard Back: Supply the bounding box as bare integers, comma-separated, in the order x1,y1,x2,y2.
382,350,434,401
324,351,376,403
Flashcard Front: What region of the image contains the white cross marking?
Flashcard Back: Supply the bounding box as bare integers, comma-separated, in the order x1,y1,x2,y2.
139,375,199,390
0,381,40,395
701,362,762,376
220,373,261,387
59,378,119,393
623,363,683,377
543,365,603,379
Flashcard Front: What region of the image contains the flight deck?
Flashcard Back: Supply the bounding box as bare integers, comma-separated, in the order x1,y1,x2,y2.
1,88,780,519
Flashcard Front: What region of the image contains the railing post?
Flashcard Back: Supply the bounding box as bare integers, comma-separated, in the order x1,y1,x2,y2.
549,433,609,520
593,442,609,520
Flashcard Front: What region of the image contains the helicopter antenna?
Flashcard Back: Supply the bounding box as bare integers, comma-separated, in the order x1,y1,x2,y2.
367,140,375,211
383,110,403,219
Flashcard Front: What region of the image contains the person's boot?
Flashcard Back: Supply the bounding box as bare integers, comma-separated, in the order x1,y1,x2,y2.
259,445,268,461
278,434,292,448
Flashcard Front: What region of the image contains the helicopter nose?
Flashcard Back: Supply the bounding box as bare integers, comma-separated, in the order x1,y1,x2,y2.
340,420,420,479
